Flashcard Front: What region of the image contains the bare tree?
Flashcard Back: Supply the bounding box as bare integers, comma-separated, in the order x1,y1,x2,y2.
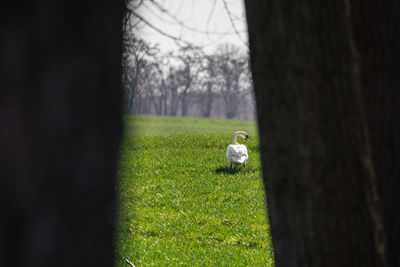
160,48,201,117
124,38,256,120
122,31,136,114
176,50,201,117
135,58,156,114
123,1,255,120
215,44,251,119
122,33,156,114
197,58,217,118
151,57,170,115
165,66,180,116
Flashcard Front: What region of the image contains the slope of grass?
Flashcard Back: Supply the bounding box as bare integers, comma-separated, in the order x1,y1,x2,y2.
115,115,274,266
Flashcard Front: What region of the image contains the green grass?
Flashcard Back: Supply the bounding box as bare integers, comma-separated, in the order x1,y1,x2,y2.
115,115,274,266
124,115,259,135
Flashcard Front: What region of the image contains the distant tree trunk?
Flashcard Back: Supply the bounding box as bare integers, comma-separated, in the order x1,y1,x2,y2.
169,87,179,116
162,95,168,115
1,1,123,266
181,91,189,117
224,90,239,119
179,63,193,117
204,83,213,118
245,1,400,266
222,78,235,119
152,97,162,115
126,62,138,114
158,97,163,115
201,61,215,118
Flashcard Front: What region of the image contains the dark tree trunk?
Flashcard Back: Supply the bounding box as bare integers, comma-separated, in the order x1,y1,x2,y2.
181,92,189,117
204,84,213,118
245,1,400,266
162,95,168,115
126,71,137,114
224,93,238,119
203,62,215,118
169,87,179,116
151,94,162,116
350,3,400,266
180,67,192,117
1,1,123,266
157,97,163,115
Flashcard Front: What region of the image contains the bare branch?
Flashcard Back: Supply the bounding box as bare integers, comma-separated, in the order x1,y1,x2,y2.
127,0,143,10
130,10,199,49
126,3,249,90
122,10,132,32
206,0,217,38
222,0,249,47
147,0,234,35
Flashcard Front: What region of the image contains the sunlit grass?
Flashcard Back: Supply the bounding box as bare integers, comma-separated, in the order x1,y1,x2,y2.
124,115,258,135
115,115,274,266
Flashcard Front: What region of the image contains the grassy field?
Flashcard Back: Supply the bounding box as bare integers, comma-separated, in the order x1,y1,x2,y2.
115,116,274,266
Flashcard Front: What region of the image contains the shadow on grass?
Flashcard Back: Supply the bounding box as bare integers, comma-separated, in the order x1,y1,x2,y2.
215,166,241,174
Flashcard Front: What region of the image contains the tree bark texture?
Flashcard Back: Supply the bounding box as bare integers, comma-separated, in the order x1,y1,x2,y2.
1,1,123,266
245,1,400,266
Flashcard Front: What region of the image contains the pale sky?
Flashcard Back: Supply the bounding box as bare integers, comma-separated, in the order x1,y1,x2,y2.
131,0,248,53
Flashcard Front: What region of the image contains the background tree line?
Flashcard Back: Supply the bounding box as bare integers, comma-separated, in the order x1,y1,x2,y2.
123,31,256,120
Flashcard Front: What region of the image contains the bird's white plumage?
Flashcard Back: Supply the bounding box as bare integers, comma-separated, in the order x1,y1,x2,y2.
226,144,248,165
226,131,249,166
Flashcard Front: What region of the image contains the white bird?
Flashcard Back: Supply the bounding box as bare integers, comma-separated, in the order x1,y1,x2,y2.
226,131,249,168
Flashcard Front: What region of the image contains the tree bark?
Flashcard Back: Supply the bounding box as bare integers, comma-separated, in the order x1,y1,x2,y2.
1,1,123,266
245,1,400,266
349,2,400,266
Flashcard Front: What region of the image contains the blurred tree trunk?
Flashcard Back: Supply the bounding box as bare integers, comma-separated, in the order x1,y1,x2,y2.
1,0,123,266
180,91,190,116
169,87,179,116
245,1,400,266
204,83,213,118
179,60,193,117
